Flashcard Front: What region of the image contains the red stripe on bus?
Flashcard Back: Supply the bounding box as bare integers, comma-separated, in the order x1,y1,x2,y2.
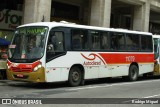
98,53,154,64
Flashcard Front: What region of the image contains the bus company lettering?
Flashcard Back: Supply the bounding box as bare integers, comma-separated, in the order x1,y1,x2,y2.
83,61,101,65
26,28,46,34
81,53,106,66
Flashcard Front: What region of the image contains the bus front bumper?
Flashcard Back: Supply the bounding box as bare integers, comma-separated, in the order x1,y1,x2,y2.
153,64,160,75
7,67,46,83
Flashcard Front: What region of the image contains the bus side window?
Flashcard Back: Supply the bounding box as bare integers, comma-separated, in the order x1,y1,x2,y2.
72,38,81,49
118,33,125,50
71,29,89,50
101,32,109,50
141,35,153,52
110,32,125,51
91,31,100,50
72,30,81,50
54,32,64,51
110,33,118,50
46,30,65,61
47,32,64,52
47,32,55,52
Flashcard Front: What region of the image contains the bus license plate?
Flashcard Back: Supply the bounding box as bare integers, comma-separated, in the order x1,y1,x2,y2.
17,74,24,78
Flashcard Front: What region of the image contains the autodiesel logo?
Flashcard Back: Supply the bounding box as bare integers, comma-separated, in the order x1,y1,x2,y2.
81,53,106,66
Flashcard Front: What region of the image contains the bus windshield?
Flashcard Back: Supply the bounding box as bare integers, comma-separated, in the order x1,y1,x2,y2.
8,26,48,62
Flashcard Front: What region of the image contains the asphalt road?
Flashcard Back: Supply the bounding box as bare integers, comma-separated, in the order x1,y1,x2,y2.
0,76,160,107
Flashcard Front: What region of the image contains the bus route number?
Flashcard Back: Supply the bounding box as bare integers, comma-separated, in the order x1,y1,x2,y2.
126,56,135,62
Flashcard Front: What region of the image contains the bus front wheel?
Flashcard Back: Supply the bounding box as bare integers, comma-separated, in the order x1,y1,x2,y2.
129,65,138,81
68,67,82,87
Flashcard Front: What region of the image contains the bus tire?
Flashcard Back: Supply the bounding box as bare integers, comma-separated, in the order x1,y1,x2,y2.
129,65,138,81
68,66,82,87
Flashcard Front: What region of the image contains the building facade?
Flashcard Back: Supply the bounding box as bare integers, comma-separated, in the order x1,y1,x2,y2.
0,0,160,41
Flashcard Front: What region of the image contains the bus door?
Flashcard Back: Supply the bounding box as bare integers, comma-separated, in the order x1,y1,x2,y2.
45,28,66,82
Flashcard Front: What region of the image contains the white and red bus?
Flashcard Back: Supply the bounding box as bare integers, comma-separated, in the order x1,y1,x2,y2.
153,35,160,75
7,21,154,86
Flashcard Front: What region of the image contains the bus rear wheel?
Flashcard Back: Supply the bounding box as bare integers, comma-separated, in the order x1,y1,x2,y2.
68,67,82,87
129,65,138,81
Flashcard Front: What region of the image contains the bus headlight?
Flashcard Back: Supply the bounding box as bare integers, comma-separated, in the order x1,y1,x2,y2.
33,63,42,72
7,60,11,70
7,63,10,70
154,60,158,65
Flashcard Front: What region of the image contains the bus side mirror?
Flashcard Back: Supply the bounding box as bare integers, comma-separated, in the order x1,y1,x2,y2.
1,53,7,59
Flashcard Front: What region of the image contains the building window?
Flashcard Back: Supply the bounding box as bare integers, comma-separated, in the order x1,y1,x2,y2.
0,0,23,11
51,1,80,20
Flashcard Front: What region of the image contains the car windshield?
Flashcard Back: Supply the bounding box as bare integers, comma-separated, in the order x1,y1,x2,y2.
8,26,48,62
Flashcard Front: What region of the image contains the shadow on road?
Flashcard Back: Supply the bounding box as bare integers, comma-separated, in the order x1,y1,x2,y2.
0,75,160,89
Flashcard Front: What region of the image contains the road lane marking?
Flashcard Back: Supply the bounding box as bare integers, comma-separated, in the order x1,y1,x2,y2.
67,79,160,91
143,94,160,98
67,85,112,91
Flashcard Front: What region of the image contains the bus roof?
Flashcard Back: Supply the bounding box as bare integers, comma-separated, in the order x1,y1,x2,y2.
153,35,160,38
18,21,152,35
